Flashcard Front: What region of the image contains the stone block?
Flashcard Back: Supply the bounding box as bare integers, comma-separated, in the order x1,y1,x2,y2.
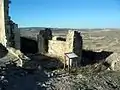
66,30,82,55
105,52,120,71
38,28,52,53
48,40,66,59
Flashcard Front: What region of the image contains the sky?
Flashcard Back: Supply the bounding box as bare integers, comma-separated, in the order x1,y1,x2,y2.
9,0,120,28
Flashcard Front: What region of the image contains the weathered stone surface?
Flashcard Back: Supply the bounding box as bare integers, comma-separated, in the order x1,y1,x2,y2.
66,30,82,56
39,28,52,40
73,31,83,57
66,30,82,65
7,47,30,67
0,0,7,46
48,40,66,59
37,35,44,54
38,28,52,53
0,45,30,67
66,30,74,53
8,21,20,49
48,30,83,64
105,52,120,71
0,44,26,67
0,0,19,50
0,0,20,49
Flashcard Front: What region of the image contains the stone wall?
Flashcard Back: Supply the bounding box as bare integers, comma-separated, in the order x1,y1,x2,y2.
48,40,66,59
48,30,83,62
0,0,7,46
13,24,20,49
66,31,82,56
37,35,44,54
66,31,83,64
0,0,20,49
37,28,52,54
36,29,83,63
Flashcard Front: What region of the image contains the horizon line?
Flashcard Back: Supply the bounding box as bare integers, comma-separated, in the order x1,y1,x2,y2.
19,26,120,30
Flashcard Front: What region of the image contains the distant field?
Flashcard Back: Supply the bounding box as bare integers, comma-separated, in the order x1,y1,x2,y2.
82,30,120,53
20,29,68,40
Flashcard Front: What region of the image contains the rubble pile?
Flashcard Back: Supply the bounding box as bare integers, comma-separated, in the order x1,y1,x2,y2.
44,68,120,90
105,52,120,71
0,62,120,90
7,47,30,67
0,43,30,67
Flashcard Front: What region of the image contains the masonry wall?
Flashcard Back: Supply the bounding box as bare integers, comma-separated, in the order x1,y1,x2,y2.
0,0,7,46
14,24,20,49
0,0,20,49
48,40,66,59
48,30,83,62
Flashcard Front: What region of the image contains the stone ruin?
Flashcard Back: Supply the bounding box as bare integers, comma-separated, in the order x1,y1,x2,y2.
37,29,83,65
37,28,52,54
1,0,120,72
0,0,20,49
0,0,25,67
0,0,7,46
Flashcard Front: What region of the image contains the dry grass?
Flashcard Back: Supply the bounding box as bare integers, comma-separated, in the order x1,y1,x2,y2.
82,30,120,53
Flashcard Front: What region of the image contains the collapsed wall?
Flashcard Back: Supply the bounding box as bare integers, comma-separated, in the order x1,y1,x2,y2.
48,30,83,62
66,30,82,56
0,0,7,46
37,29,82,61
0,0,24,67
37,28,52,54
7,19,20,49
0,0,20,49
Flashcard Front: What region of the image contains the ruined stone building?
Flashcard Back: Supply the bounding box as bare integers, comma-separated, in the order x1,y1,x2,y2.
20,28,82,64
36,29,83,65
0,0,20,49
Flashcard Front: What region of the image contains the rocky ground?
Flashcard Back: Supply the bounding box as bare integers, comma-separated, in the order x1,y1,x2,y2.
0,52,120,90
45,68,120,90
0,62,120,90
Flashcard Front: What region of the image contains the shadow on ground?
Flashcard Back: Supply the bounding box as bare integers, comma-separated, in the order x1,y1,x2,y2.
25,53,64,70
81,49,113,66
0,43,8,58
0,53,63,90
0,63,49,90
